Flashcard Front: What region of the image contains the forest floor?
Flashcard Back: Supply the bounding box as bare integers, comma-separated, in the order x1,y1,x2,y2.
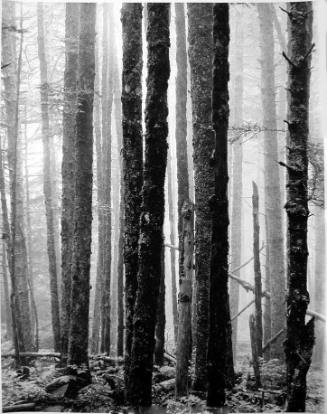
1,341,324,413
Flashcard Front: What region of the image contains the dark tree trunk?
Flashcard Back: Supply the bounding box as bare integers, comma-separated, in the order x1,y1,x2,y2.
252,181,263,358
121,2,143,386
175,3,194,397
154,245,166,366
206,4,230,407
188,3,214,392
127,4,170,406
100,3,114,355
2,1,33,354
284,3,314,411
257,3,285,360
61,2,79,361
91,33,102,356
229,9,243,363
67,3,96,367
37,3,61,352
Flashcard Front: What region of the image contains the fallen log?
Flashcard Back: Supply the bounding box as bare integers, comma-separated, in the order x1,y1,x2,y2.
164,352,176,365
231,299,255,321
3,403,36,412
1,352,60,358
262,328,285,354
164,243,179,251
153,378,175,393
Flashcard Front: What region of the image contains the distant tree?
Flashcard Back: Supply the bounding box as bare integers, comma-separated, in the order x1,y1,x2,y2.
100,3,114,355
207,4,230,407
121,2,143,386
175,2,194,397
61,2,79,361
229,8,243,363
188,3,214,392
37,3,61,352
127,4,170,406
2,0,33,354
67,2,96,367
257,3,285,360
284,2,314,411
154,244,165,366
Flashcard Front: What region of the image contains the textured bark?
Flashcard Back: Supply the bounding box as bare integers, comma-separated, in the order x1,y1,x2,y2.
67,3,96,367
167,154,178,343
206,4,230,406
174,4,194,397
252,182,263,357
61,3,79,361
263,212,272,360
229,10,243,362
284,3,314,411
249,314,262,389
37,3,61,352
2,1,33,353
121,3,143,386
127,4,170,406
154,245,166,366
188,3,214,392
91,31,102,356
257,4,285,360
2,245,12,338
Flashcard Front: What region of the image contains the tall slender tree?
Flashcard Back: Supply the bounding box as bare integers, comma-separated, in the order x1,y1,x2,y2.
284,2,314,411
257,3,285,360
175,2,194,397
207,4,230,407
121,2,143,386
68,2,96,367
61,2,79,361
37,3,61,352
188,3,214,392
100,3,114,355
127,4,170,406
2,0,33,354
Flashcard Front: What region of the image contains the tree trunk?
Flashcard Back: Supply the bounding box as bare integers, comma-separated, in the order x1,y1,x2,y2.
24,117,39,351
174,4,194,397
100,3,114,355
257,3,285,360
1,219,12,339
252,181,263,358
67,3,96,367
121,3,143,387
167,153,178,343
154,245,166,366
2,1,33,354
60,2,79,361
188,3,214,392
206,5,230,406
127,4,170,406
229,9,244,362
284,3,314,411
91,25,102,356
37,3,61,352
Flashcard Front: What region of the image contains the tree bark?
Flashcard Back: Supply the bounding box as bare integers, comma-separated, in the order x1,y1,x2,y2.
91,26,102,356
127,4,170,406
100,3,114,355
252,181,263,358
2,1,33,354
206,4,230,407
154,244,166,366
67,3,96,367
121,2,143,387
37,3,61,352
174,4,194,397
257,3,285,360
60,2,79,361
284,3,314,411
188,3,214,392
2,245,12,339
